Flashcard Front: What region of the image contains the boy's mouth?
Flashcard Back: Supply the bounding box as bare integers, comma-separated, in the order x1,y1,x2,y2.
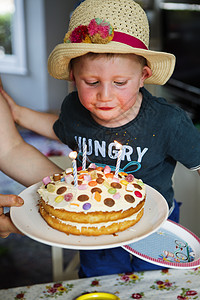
98,107,114,111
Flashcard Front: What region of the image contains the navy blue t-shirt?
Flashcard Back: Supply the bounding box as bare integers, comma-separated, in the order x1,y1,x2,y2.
53,87,200,209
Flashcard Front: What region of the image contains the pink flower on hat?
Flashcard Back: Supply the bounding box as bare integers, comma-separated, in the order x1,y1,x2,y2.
69,25,89,43
88,18,113,39
64,18,114,44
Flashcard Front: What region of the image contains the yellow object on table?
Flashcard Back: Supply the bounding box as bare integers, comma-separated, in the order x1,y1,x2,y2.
75,292,120,299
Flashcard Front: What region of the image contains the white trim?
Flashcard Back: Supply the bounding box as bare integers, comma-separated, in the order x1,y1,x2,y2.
0,0,27,75
189,165,200,171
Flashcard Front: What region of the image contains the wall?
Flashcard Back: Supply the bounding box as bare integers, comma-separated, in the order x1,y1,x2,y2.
173,163,200,237
0,0,74,112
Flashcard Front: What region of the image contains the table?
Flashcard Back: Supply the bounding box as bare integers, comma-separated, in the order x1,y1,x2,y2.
1,267,200,299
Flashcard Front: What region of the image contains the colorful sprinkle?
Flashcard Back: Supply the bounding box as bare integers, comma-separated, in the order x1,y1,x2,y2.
108,187,117,194
112,177,120,183
84,174,91,182
105,173,114,179
119,172,128,177
70,203,79,207
124,194,135,203
111,182,122,189
134,191,142,198
88,163,96,169
78,174,85,180
88,181,97,187
94,191,101,202
65,168,73,175
65,175,73,184
137,180,144,186
96,166,103,171
83,203,91,210
47,183,56,193
104,165,111,174
53,173,62,181
96,177,104,184
91,187,102,194
78,184,88,190
43,176,51,185
57,186,67,195
113,192,121,200
120,180,129,186
104,198,115,207
55,195,64,203
64,193,73,202
125,174,134,182
91,170,97,179
78,195,89,202
133,183,142,190
126,184,134,192
103,181,110,189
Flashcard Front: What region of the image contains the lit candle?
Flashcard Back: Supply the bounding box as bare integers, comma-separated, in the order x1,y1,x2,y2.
69,151,78,187
114,141,123,178
82,141,87,171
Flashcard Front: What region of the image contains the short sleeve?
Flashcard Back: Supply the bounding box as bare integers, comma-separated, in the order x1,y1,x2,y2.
167,110,200,170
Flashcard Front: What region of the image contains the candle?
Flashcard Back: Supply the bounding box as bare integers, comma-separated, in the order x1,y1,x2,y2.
114,141,123,178
82,141,87,171
69,151,78,187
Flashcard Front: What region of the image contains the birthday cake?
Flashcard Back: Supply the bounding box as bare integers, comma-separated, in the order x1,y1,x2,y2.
38,164,146,236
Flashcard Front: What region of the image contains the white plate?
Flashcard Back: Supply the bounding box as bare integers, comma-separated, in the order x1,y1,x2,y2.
122,220,200,269
10,182,169,250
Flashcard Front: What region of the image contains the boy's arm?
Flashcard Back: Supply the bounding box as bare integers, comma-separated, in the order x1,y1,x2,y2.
0,91,63,186
0,89,59,140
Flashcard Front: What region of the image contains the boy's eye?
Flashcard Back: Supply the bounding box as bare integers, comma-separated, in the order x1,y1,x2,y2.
86,81,99,86
114,81,127,86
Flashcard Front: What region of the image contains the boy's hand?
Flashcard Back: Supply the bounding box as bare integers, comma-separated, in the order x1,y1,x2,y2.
0,194,24,238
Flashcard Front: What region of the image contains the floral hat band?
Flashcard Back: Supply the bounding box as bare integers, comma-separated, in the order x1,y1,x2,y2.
64,18,148,51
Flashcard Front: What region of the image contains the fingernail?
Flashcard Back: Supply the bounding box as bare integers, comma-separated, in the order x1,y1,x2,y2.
18,198,24,205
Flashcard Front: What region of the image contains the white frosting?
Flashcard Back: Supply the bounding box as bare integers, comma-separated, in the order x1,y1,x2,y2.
38,169,145,213
49,207,143,230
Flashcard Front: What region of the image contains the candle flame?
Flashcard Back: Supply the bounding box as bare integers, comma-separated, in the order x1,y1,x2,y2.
69,151,77,160
114,140,122,149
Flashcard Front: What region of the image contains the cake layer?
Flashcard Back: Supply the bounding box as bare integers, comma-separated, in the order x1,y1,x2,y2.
40,198,145,224
39,204,144,236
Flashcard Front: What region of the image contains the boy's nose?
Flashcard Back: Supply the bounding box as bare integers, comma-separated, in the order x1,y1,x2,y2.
97,84,113,101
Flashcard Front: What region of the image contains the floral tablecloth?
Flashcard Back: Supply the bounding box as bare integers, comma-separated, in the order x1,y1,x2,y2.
1,267,200,299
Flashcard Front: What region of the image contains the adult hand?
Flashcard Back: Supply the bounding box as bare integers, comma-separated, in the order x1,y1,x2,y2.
0,194,24,238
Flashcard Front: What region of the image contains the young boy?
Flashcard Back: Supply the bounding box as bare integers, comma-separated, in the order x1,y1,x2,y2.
3,0,200,276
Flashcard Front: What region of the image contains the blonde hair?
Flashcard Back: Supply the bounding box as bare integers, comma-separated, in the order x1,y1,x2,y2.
69,52,147,73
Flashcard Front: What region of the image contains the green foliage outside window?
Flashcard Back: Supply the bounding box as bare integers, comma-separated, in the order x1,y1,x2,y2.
0,13,12,55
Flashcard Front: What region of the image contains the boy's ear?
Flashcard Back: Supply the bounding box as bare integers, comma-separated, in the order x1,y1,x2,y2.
69,69,75,81
140,66,152,87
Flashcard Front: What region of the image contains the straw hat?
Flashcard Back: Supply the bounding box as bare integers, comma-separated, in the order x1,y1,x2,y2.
48,0,175,85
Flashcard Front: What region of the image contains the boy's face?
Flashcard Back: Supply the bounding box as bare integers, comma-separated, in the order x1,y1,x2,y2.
71,54,151,127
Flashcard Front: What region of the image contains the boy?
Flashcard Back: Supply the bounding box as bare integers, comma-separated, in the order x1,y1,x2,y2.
3,0,200,276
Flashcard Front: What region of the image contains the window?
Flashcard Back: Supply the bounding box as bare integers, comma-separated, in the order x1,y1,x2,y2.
0,0,27,74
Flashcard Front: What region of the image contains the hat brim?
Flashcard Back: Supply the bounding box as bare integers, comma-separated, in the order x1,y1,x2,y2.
48,42,175,85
